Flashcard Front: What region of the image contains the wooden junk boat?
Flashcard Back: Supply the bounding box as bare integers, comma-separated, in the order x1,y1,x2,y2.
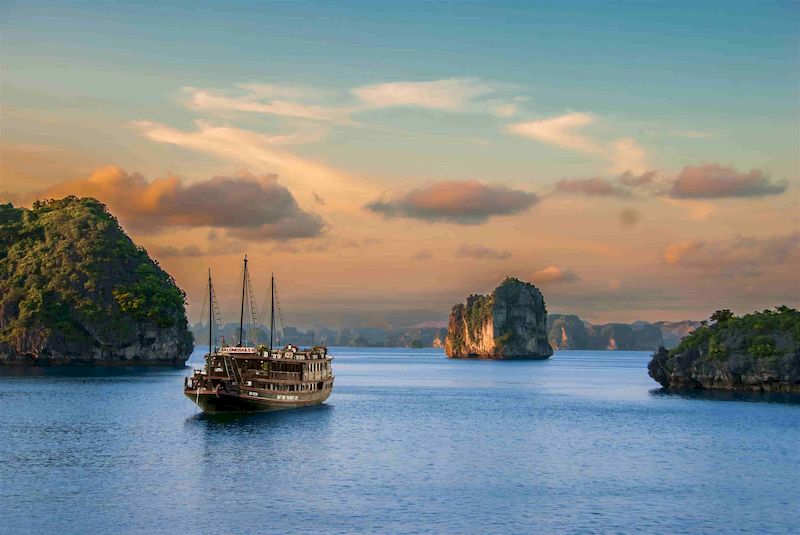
184,256,334,413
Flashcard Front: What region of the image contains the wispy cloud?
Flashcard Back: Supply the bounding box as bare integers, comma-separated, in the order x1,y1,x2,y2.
131,120,374,210
185,87,353,123
610,137,648,175
662,233,800,276
351,78,494,111
455,244,512,259
663,240,704,265
507,112,599,154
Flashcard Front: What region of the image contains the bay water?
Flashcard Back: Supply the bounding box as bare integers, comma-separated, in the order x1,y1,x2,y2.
1,348,798,534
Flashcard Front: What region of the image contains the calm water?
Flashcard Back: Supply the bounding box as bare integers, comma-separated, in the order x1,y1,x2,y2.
1,348,798,534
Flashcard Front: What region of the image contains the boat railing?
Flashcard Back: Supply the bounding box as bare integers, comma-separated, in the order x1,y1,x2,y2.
262,371,301,381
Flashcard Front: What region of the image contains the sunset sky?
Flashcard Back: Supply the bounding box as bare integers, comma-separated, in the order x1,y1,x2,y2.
2,1,799,327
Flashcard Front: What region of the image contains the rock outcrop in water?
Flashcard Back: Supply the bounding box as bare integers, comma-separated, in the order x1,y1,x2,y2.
0,197,193,366
648,307,800,392
445,277,553,359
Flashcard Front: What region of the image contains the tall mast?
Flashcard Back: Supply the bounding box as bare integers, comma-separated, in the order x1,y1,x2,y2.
269,273,275,351
208,268,213,355
238,255,247,347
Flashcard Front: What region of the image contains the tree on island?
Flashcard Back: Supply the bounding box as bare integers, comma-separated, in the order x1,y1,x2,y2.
710,309,736,324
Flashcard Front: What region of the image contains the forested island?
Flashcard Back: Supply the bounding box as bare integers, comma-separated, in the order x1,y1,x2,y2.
0,197,193,366
648,307,800,392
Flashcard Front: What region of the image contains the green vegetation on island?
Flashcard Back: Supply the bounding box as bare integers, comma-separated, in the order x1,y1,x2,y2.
648,307,800,392
0,196,193,365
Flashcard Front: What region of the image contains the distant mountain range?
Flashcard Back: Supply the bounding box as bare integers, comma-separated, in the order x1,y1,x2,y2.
547,315,701,351
192,315,701,351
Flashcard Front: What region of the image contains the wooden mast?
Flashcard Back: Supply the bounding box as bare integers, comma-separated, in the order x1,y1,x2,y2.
238,255,247,347
208,268,213,356
269,273,275,351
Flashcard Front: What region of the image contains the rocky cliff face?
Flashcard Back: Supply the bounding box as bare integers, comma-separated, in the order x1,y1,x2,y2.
445,277,553,359
648,307,800,392
0,197,193,366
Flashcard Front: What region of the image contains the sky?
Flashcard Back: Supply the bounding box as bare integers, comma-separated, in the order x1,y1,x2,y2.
1,1,799,328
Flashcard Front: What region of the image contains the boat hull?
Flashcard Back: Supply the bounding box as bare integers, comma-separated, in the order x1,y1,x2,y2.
184,383,333,413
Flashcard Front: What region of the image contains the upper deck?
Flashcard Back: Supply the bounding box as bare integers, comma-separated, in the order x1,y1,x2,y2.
218,345,331,362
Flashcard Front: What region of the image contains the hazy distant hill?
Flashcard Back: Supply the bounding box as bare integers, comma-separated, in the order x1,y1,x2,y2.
547,314,695,351
192,313,698,351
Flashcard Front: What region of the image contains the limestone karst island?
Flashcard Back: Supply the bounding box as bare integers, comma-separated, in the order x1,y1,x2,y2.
648,307,800,393
0,197,193,366
446,277,553,359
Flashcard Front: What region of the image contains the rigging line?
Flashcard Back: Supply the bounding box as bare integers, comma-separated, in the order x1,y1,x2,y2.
223,264,245,343
246,272,260,347
198,278,209,340
210,280,224,345
274,281,287,346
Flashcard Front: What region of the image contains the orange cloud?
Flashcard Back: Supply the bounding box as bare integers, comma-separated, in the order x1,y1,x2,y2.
671,164,786,198
455,244,512,260
366,180,539,225
531,266,580,284
555,176,628,197
663,240,705,265
663,233,799,273
17,166,324,240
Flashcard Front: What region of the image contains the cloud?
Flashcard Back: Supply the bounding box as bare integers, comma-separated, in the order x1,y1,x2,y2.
365,180,540,224
186,87,351,123
670,164,787,199
619,207,641,227
149,244,206,258
554,176,628,197
491,103,518,118
351,78,493,111
674,130,715,139
410,249,433,260
660,197,716,221
663,240,705,265
507,112,599,154
20,166,325,240
662,233,800,276
610,137,648,175
455,244,512,260
530,266,580,284
132,120,373,209
617,170,658,187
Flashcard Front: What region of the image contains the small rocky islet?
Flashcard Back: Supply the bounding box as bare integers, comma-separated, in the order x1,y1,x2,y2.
0,197,193,366
648,307,800,393
445,277,553,359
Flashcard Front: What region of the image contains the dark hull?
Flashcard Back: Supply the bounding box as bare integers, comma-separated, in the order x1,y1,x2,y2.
185,385,333,413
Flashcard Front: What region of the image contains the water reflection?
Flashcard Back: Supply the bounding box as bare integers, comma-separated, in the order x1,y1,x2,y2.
0,365,187,378
649,387,800,405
